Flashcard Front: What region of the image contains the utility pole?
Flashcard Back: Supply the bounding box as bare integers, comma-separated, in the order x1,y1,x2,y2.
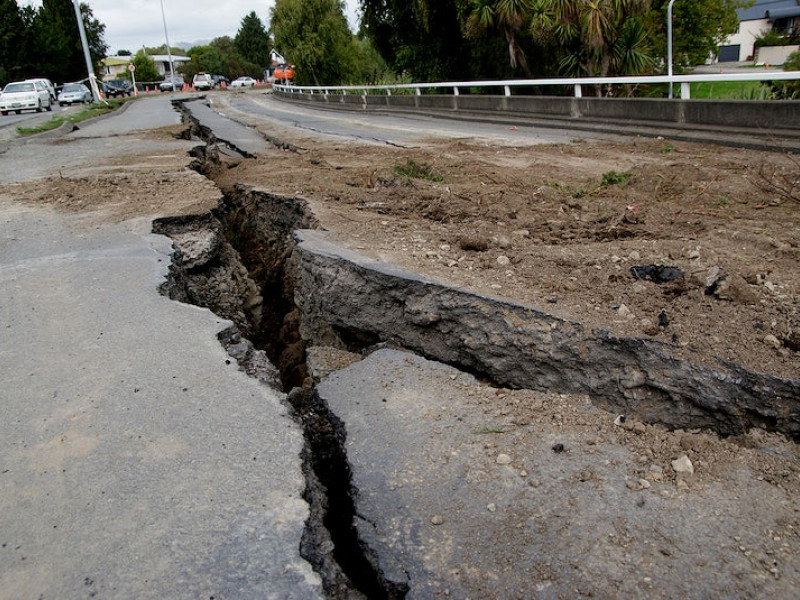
72,0,103,102
668,0,677,99
160,0,177,91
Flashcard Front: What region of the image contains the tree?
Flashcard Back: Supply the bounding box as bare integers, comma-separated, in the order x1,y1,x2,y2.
0,0,25,83
647,0,750,70
33,0,107,83
530,0,653,83
360,0,471,81
234,11,271,67
271,0,355,85
129,49,160,83
465,0,534,76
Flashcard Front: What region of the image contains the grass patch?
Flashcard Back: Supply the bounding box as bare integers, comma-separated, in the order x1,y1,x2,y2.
689,81,772,100
393,158,444,182
16,98,129,136
601,170,632,186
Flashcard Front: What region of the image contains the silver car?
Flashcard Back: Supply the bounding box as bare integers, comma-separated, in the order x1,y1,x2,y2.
58,83,93,106
0,80,53,115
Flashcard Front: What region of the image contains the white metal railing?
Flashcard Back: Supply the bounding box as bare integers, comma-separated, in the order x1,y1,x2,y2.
274,71,800,100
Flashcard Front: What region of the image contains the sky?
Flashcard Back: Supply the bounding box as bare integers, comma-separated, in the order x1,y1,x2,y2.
23,1,361,55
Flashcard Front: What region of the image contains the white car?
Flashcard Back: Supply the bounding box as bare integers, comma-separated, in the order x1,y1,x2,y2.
192,72,213,91
26,78,57,103
58,83,93,106
0,80,53,115
230,76,256,88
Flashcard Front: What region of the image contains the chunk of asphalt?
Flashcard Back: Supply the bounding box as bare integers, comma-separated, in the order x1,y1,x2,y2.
316,348,800,599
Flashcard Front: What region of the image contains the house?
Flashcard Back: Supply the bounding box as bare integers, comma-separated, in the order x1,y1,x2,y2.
148,55,191,78
101,56,132,80
719,0,800,62
100,54,192,82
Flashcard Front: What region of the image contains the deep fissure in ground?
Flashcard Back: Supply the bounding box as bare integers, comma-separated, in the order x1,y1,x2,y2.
154,130,407,596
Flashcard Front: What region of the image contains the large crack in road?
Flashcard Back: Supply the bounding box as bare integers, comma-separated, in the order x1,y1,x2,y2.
151,98,800,598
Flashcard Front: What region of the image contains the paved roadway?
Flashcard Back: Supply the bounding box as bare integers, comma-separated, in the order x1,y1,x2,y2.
0,97,322,599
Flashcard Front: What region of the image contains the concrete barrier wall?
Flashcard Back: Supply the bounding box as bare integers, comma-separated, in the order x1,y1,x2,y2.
276,90,800,131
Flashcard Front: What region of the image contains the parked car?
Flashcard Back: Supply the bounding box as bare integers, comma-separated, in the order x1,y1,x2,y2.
230,76,256,88
272,64,295,83
192,72,213,91
102,79,133,98
0,80,52,115
158,75,185,92
26,78,56,102
212,74,230,88
58,83,93,106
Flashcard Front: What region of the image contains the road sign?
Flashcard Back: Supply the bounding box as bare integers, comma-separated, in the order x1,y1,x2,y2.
128,64,136,72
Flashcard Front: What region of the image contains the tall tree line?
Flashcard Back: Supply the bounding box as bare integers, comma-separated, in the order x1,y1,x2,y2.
0,0,107,86
359,0,752,83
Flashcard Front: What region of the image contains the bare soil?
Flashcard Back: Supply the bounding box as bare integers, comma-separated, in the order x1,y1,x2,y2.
213,127,800,381
4,105,800,597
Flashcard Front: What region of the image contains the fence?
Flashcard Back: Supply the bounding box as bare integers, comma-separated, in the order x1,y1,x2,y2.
272,72,800,132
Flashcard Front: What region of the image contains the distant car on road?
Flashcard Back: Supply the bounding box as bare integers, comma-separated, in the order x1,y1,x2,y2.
230,76,256,88
0,80,53,115
212,74,230,88
102,79,133,98
159,75,185,92
58,83,93,106
26,78,56,102
193,72,213,91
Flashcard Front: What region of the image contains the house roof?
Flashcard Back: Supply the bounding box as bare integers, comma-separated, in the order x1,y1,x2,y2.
738,0,800,21
149,55,190,63
102,57,131,66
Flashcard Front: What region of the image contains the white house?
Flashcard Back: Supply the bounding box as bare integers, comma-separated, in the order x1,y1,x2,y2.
719,0,800,62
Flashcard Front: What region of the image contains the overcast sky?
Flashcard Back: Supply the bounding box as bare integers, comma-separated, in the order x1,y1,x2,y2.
23,1,360,55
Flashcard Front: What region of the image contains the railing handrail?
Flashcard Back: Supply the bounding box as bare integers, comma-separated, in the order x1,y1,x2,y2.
274,71,800,99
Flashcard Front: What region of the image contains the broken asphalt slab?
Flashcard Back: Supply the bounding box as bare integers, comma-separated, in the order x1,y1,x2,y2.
316,348,800,598
0,98,322,598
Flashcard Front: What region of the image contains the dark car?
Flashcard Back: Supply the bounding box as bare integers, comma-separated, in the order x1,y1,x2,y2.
158,75,185,92
212,74,230,88
102,79,133,98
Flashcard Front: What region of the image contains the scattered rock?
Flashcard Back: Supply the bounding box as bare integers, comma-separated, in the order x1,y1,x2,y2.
617,304,633,320
497,255,511,266
764,335,782,350
496,453,512,465
430,514,444,526
672,455,695,474
629,265,684,283
495,235,512,249
459,236,489,252
552,443,565,453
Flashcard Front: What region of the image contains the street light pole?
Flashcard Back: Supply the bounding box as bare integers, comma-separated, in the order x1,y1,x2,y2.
71,0,102,102
668,0,677,99
160,0,177,91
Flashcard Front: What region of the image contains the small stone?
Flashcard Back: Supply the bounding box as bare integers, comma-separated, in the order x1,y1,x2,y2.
496,235,512,249
497,255,511,266
639,479,651,489
629,250,641,261
496,453,512,465
626,480,642,491
617,304,633,319
764,334,782,349
688,248,701,259
552,443,565,453
672,455,694,474
487,503,497,512
632,422,647,435
430,514,444,526
529,479,542,488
